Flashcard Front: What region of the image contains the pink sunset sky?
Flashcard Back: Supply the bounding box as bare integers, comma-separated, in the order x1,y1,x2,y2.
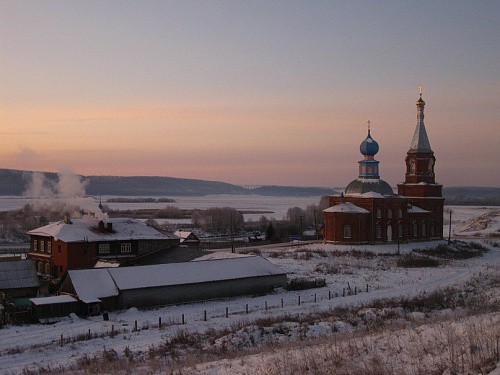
1,1,499,187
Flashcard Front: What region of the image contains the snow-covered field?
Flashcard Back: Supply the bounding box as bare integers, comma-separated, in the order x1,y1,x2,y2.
0,204,499,374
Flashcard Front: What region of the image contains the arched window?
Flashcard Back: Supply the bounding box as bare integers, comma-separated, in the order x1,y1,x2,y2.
376,209,382,219
44,263,51,275
430,220,435,237
428,159,434,173
398,209,403,219
37,262,44,274
387,209,392,219
398,222,403,238
410,159,416,174
343,225,351,239
413,221,418,237
376,223,382,239
422,220,426,237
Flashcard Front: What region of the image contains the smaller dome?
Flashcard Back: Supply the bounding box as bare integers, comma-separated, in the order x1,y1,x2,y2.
345,178,395,196
416,96,425,107
360,130,379,156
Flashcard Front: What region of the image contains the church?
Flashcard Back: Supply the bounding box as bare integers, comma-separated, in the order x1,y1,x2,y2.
322,88,444,244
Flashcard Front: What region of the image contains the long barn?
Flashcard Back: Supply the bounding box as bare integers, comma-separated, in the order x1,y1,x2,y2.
60,256,286,314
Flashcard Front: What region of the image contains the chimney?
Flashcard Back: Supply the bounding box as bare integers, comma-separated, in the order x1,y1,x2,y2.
106,222,113,232
98,220,105,232
63,214,72,224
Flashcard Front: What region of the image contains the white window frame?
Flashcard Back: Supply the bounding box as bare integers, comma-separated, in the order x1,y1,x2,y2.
33,239,37,252
98,244,110,254
47,241,52,254
376,223,382,239
40,240,45,253
343,225,351,239
121,243,132,253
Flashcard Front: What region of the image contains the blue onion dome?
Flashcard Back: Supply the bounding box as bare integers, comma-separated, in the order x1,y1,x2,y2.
359,129,379,156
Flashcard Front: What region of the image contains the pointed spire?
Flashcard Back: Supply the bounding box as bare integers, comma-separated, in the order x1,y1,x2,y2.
409,86,432,153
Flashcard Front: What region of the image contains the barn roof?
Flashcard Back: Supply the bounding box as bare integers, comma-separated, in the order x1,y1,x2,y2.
0,260,39,291
28,218,179,243
66,256,286,301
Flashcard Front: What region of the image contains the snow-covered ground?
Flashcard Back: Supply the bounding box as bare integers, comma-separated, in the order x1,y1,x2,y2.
0,205,499,374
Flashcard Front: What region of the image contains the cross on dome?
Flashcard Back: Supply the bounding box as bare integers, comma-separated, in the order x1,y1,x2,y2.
419,85,423,97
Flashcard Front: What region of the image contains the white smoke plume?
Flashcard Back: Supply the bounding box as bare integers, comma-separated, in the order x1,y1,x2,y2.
22,170,108,221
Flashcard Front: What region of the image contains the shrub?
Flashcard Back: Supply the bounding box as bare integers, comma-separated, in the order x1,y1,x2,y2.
286,277,326,291
396,254,441,268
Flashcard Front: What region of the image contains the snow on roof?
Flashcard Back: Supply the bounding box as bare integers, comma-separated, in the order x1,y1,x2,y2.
174,230,192,239
360,191,385,198
94,260,121,268
408,205,430,213
67,268,119,301
323,202,370,214
192,252,253,261
28,218,179,243
30,295,77,306
0,260,39,290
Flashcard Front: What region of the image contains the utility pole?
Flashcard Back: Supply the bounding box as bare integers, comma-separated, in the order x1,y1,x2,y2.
448,210,452,245
313,210,318,240
230,211,235,253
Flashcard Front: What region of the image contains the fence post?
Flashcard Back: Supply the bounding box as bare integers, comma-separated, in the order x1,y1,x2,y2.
60,334,63,347
366,283,369,292
329,290,331,300
265,301,268,311
281,298,284,308
298,295,301,306
111,325,114,337
182,314,185,325
204,310,207,321
88,329,91,340
246,304,248,314
134,320,137,331
314,293,317,303
225,307,228,318
159,317,162,329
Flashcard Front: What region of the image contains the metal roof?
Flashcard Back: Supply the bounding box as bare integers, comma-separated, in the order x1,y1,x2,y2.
0,260,39,290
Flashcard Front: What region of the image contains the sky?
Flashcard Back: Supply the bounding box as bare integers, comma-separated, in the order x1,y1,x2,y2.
1,1,499,188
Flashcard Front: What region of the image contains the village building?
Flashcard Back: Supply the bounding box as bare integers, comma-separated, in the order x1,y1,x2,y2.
60,256,287,314
323,89,444,244
0,259,39,301
27,218,180,278
174,230,200,247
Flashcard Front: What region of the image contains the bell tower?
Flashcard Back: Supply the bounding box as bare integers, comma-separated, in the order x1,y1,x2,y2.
398,87,444,238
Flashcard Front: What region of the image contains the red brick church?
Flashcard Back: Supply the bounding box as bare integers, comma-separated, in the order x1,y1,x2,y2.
323,88,444,244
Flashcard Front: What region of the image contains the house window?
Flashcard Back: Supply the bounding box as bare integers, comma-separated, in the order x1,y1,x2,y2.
33,240,37,252
58,245,62,254
376,223,382,239
45,263,51,275
98,244,110,254
398,222,403,238
413,221,418,237
343,225,351,239
398,209,403,219
422,220,426,237
40,241,45,253
387,209,392,219
376,209,382,219
121,243,132,253
47,241,52,254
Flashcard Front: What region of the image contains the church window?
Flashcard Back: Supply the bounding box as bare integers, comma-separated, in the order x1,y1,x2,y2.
398,222,403,238
45,263,51,275
361,165,366,174
33,240,37,252
387,209,392,219
38,262,44,274
376,223,382,239
430,220,435,237
428,159,434,173
40,241,44,253
422,220,426,237
376,209,382,219
343,225,351,239
410,159,416,174
413,221,418,237
47,241,52,254
398,209,403,219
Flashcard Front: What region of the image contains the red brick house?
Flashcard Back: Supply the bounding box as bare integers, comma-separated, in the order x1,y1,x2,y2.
323,89,444,244
28,218,180,278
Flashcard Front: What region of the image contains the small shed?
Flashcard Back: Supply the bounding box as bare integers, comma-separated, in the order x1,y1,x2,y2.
30,295,77,321
174,231,200,247
0,260,39,300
